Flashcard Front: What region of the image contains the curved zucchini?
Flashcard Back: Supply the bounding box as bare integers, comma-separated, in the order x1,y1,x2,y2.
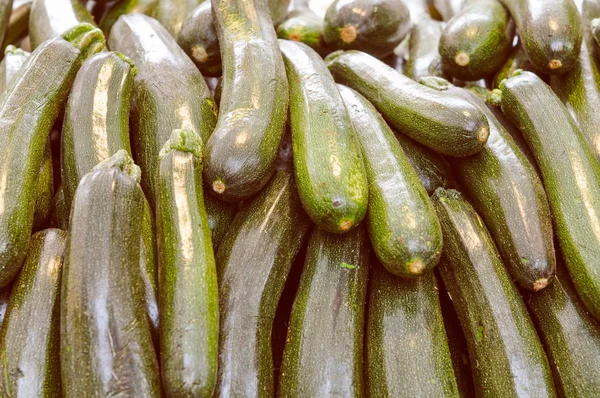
155,0,201,37
339,84,442,276
277,7,325,55
177,2,221,77
0,45,28,91
0,24,104,289
279,227,369,397
432,188,556,397
29,0,95,49
215,171,312,397
280,40,368,233
0,228,66,397
108,13,217,208
60,150,161,397
32,139,53,232
49,185,68,230
205,194,236,249
405,16,446,81
4,0,31,50
499,0,582,74
499,70,600,320
325,50,489,157
493,42,542,87
98,0,157,35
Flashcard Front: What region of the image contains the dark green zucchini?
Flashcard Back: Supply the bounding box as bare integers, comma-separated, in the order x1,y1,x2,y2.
4,0,31,50
29,0,96,49
49,186,68,230
339,84,442,276
215,171,312,397
205,194,237,249
325,50,490,157
204,0,288,202
0,24,104,289
280,40,368,234
367,263,459,397
60,150,161,397
493,42,542,87
499,70,600,320
404,16,446,81
0,228,66,397
155,0,201,37
432,188,556,397
32,139,53,232
108,13,217,208
98,0,157,35
279,226,369,397
277,7,325,55
499,0,582,74
0,45,28,92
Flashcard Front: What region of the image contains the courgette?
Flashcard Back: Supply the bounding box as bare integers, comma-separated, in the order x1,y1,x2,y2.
29,0,95,49
325,50,490,157
493,42,542,88
0,228,66,397
98,0,157,35
32,140,53,232
155,0,200,37
0,0,13,51
277,7,325,55
215,171,312,397
0,45,28,92
432,188,556,397
205,194,237,249
49,185,68,231
4,0,31,50
404,16,446,81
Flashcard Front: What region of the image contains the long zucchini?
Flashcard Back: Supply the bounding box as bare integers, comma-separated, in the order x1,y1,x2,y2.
32,139,53,232
29,0,95,49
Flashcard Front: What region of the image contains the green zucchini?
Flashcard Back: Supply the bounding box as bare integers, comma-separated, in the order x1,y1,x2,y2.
60,150,161,397
108,13,217,208
280,40,368,234
339,84,441,276
32,139,53,232
323,0,411,58
4,0,31,50
204,0,288,202
499,70,600,320
215,171,312,397
0,45,29,92
367,264,459,397
0,228,66,397
139,197,158,337
432,188,556,397
277,7,325,55
0,24,104,289
325,50,490,157
499,0,582,74
155,0,201,37
98,0,157,35
205,194,237,249
29,0,95,49
439,0,515,81
404,16,446,81
278,226,368,397
49,185,68,231
493,42,542,87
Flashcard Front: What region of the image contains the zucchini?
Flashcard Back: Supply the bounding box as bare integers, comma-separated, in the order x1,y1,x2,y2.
278,226,369,397
0,0,12,51
325,50,490,157
432,188,556,397
439,0,515,81
139,197,159,339
277,7,325,55
32,139,53,232
108,13,217,208
49,185,68,231
0,283,10,328
404,16,446,81
493,42,542,87
499,0,582,74
205,194,237,249
339,84,442,276
204,0,288,202
280,40,368,234
98,0,157,35
0,45,29,92
29,0,95,49
269,0,292,26
60,150,161,397
177,2,221,77
4,0,31,50
215,171,312,397
367,263,459,397
0,24,104,289
499,70,600,320
155,0,201,37
0,228,66,397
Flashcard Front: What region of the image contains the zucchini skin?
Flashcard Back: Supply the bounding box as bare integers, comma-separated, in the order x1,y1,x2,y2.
29,0,95,49
156,130,219,397
205,194,236,249
108,13,217,208
339,84,442,277
432,188,556,397
0,45,28,92
277,8,325,55
60,154,161,397
280,40,368,234
155,0,201,37
49,186,69,231
32,140,53,232
215,171,312,398
367,264,459,397
278,227,369,397
404,16,445,81
98,0,157,35
0,25,105,289
204,0,289,202
493,42,542,88
499,71,600,320
0,228,66,397
325,50,490,157
499,0,582,74
177,2,221,77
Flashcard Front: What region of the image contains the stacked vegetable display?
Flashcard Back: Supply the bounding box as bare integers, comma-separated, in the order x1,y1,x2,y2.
1,0,600,396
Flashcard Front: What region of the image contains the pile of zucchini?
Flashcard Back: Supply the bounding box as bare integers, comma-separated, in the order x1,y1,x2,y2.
2,0,600,396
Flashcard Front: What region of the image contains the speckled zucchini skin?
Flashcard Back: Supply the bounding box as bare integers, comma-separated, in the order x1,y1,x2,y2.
280,40,368,234
493,41,542,87
98,0,157,35
339,84,442,277
432,188,556,397
29,0,95,49
215,171,312,398
155,0,201,37
49,186,69,231
325,50,490,157
32,140,53,232
204,194,236,249
278,226,369,397
0,228,66,397
500,70,600,321
277,8,325,55
405,16,446,81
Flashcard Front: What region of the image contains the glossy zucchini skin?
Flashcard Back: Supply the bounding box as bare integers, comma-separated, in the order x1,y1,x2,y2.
280,40,368,234
204,0,289,202
32,140,53,232
0,45,28,92
155,0,200,37
205,194,236,249
432,188,556,397
98,0,157,35
339,84,442,277
404,16,446,81
215,171,312,398
279,227,369,397
493,42,541,88
500,71,600,320
0,24,105,289
156,130,219,397
29,0,95,49
0,228,66,397
499,0,582,74
277,7,325,55
108,13,217,208
325,50,490,157
60,151,161,397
